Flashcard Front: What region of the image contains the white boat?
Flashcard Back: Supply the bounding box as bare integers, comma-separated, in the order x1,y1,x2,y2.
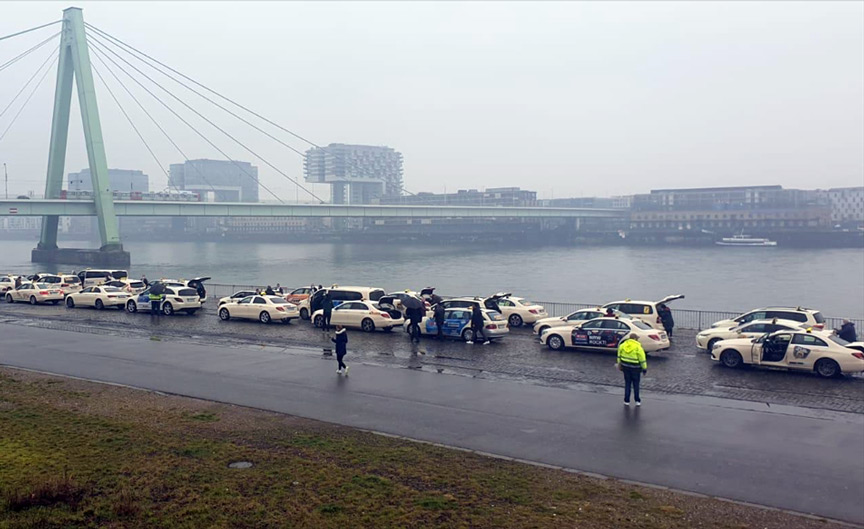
716,234,777,247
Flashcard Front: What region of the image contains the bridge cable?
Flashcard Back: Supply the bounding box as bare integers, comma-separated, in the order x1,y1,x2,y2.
0,42,59,120
84,23,408,198
87,39,284,203
0,55,57,142
0,20,61,44
87,31,323,203
87,35,317,203
89,49,218,196
91,60,179,193
0,31,60,75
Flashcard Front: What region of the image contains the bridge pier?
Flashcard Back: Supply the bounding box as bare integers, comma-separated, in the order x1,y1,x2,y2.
32,245,131,268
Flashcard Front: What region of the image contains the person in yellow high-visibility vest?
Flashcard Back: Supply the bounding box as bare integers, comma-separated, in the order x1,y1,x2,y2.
617,333,647,406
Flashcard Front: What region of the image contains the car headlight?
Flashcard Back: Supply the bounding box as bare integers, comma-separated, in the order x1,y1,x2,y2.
712,342,723,349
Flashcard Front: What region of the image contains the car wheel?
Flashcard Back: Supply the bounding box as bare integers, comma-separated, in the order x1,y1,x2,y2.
219,308,230,321
94,299,104,310
707,338,720,352
462,328,475,342
5,294,13,303
65,297,75,308
815,358,841,378
720,350,743,369
508,314,523,327
313,315,324,328
547,334,565,351
29,296,37,305
361,318,375,332
259,311,271,324
126,300,137,313
300,308,309,320
162,302,174,316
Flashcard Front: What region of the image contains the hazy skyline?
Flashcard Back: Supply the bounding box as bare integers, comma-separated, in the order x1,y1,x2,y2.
1,1,862,201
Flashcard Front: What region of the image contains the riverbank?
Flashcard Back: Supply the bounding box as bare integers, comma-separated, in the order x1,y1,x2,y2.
0,367,845,529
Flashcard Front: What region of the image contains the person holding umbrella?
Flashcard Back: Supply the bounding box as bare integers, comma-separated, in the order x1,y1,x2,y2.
401,293,425,343
148,282,166,316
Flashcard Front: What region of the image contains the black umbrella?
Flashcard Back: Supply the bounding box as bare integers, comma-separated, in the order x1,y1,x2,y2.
149,282,166,296
401,295,424,311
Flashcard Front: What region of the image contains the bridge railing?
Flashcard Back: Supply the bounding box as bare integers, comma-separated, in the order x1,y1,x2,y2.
205,283,862,332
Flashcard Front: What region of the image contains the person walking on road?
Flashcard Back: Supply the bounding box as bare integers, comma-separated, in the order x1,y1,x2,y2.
835,319,858,342
321,291,334,332
658,303,674,338
617,334,647,406
332,324,349,375
467,304,489,345
407,306,422,343
434,303,446,339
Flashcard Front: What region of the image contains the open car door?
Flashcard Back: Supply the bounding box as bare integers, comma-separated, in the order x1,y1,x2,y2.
655,294,685,305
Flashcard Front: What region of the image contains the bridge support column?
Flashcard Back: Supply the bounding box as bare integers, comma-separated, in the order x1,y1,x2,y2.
33,7,129,268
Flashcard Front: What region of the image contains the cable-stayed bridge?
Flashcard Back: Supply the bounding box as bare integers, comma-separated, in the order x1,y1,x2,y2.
0,8,622,266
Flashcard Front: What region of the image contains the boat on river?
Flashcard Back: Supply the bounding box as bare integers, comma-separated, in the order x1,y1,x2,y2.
716,234,778,247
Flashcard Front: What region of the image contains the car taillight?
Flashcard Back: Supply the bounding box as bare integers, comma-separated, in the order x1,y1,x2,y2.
649,334,661,341
486,324,496,329
61,283,69,287
529,309,538,314
656,316,661,323
813,324,824,330
39,291,49,295
852,352,864,360
379,312,391,318
276,306,285,312
174,298,183,302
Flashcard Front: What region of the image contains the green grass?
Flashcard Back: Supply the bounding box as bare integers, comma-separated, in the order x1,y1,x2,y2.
0,368,839,529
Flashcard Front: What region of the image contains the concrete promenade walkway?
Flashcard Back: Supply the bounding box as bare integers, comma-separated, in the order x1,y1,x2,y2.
1,323,862,524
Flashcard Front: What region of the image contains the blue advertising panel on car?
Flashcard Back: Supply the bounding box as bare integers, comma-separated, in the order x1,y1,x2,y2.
571,327,628,348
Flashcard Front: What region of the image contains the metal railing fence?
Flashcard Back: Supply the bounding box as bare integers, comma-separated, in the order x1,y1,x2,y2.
205,283,863,332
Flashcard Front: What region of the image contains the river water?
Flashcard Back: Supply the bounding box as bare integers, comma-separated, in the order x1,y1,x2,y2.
1,239,862,317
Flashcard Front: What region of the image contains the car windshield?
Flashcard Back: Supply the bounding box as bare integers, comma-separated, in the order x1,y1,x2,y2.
102,287,122,293
813,312,826,324
267,296,286,304
632,320,653,330
64,277,80,283
829,335,851,346
371,303,388,311
518,299,533,306
487,311,505,321
178,288,198,297
34,283,50,289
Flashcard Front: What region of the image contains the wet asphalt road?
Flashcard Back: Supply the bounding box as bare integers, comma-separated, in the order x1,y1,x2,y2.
1,300,862,413
2,323,863,524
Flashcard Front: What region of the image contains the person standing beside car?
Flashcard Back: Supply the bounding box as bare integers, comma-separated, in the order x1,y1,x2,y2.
467,304,489,345
835,319,858,342
658,303,674,338
321,291,334,332
617,334,647,406
149,290,162,317
434,303,446,339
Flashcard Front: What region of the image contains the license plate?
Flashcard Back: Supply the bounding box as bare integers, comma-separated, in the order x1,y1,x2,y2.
186,298,197,302
50,291,59,294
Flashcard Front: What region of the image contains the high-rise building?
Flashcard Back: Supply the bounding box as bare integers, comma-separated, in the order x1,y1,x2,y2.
304,143,403,204
169,159,259,203
67,168,149,193
817,187,864,225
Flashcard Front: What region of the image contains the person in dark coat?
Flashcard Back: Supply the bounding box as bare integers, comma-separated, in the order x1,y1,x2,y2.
836,320,858,342
140,275,149,287
468,304,489,345
407,306,422,343
14,276,21,289
332,325,349,375
321,291,334,331
434,303,446,339
658,303,674,337
265,285,275,296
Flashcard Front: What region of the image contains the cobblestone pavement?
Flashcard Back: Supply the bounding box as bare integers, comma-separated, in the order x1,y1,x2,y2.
1,302,862,413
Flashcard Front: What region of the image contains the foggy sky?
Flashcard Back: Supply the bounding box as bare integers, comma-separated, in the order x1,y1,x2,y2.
0,1,862,201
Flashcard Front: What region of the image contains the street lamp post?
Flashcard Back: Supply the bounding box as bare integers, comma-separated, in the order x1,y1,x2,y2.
3,163,7,199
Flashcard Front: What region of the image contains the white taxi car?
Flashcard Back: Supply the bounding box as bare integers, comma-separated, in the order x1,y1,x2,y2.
218,295,299,324
407,308,509,342
103,279,148,294
218,290,259,306
494,296,547,327
5,282,64,305
533,308,631,335
29,273,83,294
711,329,864,378
601,295,684,331
0,276,22,293
65,286,131,310
312,300,404,332
126,286,203,315
540,317,670,353
709,307,826,331
696,319,804,351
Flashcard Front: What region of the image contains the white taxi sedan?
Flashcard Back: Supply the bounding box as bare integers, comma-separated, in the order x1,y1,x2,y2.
495,296,548,327
711,329,864,378
540,317,670,353
0,276,21,293
407,308,509,342
312,300,404,332
5,282,64,305
65,286,131,310
218,290,259,306
218,295,299,324
533,308,631,335
696,319,804,351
